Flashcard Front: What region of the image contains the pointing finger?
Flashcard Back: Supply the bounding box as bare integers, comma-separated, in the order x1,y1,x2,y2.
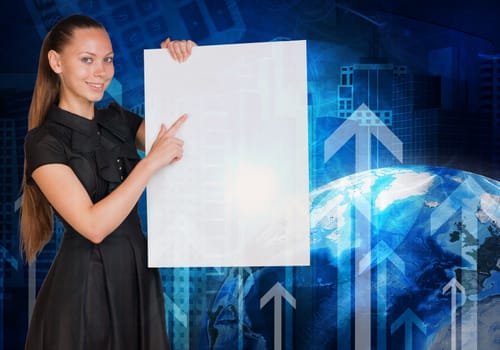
166,114,188,136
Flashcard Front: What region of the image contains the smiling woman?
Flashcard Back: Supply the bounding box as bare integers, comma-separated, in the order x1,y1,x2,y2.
47,27,115,118
20,14,195,350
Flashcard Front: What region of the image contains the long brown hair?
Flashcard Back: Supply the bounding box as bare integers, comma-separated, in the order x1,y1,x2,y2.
20,14,106,264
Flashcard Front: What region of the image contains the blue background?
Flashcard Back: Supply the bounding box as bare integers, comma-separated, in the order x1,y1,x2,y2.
1,1,499,349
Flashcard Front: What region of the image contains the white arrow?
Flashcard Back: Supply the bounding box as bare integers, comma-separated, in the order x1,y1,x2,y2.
391,308,426,350
442,278,466,350
359,240,404,275
260,282,296,350
431,176,481,350
430,176,484,236
323,103,403,349
359,241,405,350
353,193,373,350
324,103,403,172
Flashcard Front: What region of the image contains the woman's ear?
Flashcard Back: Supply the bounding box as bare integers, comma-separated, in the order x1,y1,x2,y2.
47,50,62,74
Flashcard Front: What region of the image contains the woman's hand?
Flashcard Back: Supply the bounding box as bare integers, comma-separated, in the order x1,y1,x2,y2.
161,38,197,62
145,114,188,171
31,115,187,244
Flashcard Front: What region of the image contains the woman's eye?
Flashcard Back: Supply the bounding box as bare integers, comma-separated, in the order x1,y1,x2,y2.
81,57,92,64
104,57,114,63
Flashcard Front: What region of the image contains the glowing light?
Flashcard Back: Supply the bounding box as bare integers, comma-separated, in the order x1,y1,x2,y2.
226,162,279,218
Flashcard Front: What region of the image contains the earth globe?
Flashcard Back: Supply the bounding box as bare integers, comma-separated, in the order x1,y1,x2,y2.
200,166,500,349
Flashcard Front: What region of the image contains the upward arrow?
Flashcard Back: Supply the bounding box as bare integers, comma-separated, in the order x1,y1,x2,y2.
442,278,467,350
260,282,296,350
391,308,426,350
430,176,484,235
358,240,405,275
431,177,483,350
442,277,466,295
359,241,405,350
324,103,403,172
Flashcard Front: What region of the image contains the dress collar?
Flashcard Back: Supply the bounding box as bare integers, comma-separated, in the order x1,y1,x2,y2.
46,104,99,136
46,104,100,152
45,103,138,153
44,104,140,189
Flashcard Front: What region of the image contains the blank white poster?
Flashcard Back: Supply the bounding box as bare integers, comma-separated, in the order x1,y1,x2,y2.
144,40,309,267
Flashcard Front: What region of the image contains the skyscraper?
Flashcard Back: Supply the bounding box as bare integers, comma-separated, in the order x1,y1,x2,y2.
479,54,500,180
392,73,441,166
338,64,406,126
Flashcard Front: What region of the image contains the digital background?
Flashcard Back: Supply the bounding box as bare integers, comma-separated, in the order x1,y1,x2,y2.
1,1,499,349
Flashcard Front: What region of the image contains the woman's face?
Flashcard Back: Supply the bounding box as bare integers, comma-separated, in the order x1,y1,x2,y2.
49,27,114,109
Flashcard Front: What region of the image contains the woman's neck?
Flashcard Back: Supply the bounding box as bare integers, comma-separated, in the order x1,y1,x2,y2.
58,97,95,120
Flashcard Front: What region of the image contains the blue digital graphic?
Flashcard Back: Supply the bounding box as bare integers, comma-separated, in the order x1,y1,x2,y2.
1,1,499,349
309,166,499,349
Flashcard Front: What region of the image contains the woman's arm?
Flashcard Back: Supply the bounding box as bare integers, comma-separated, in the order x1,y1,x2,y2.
32,115,187,244
136,119,145,152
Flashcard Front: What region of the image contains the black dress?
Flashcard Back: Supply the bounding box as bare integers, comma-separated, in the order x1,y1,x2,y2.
24,104,171,350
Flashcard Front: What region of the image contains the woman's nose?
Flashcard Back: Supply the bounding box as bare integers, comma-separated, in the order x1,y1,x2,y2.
93,61,105,77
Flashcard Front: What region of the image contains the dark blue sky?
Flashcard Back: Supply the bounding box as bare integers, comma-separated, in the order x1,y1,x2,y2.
350,0,500,49
1,1,499,75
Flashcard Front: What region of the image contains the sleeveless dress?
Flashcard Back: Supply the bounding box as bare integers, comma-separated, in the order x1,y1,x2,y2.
24,104,171,350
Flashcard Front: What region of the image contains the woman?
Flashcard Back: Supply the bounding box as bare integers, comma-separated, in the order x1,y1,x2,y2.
20,14,195,349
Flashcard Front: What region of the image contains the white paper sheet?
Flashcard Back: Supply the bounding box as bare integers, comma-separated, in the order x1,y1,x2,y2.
144,40,310,267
